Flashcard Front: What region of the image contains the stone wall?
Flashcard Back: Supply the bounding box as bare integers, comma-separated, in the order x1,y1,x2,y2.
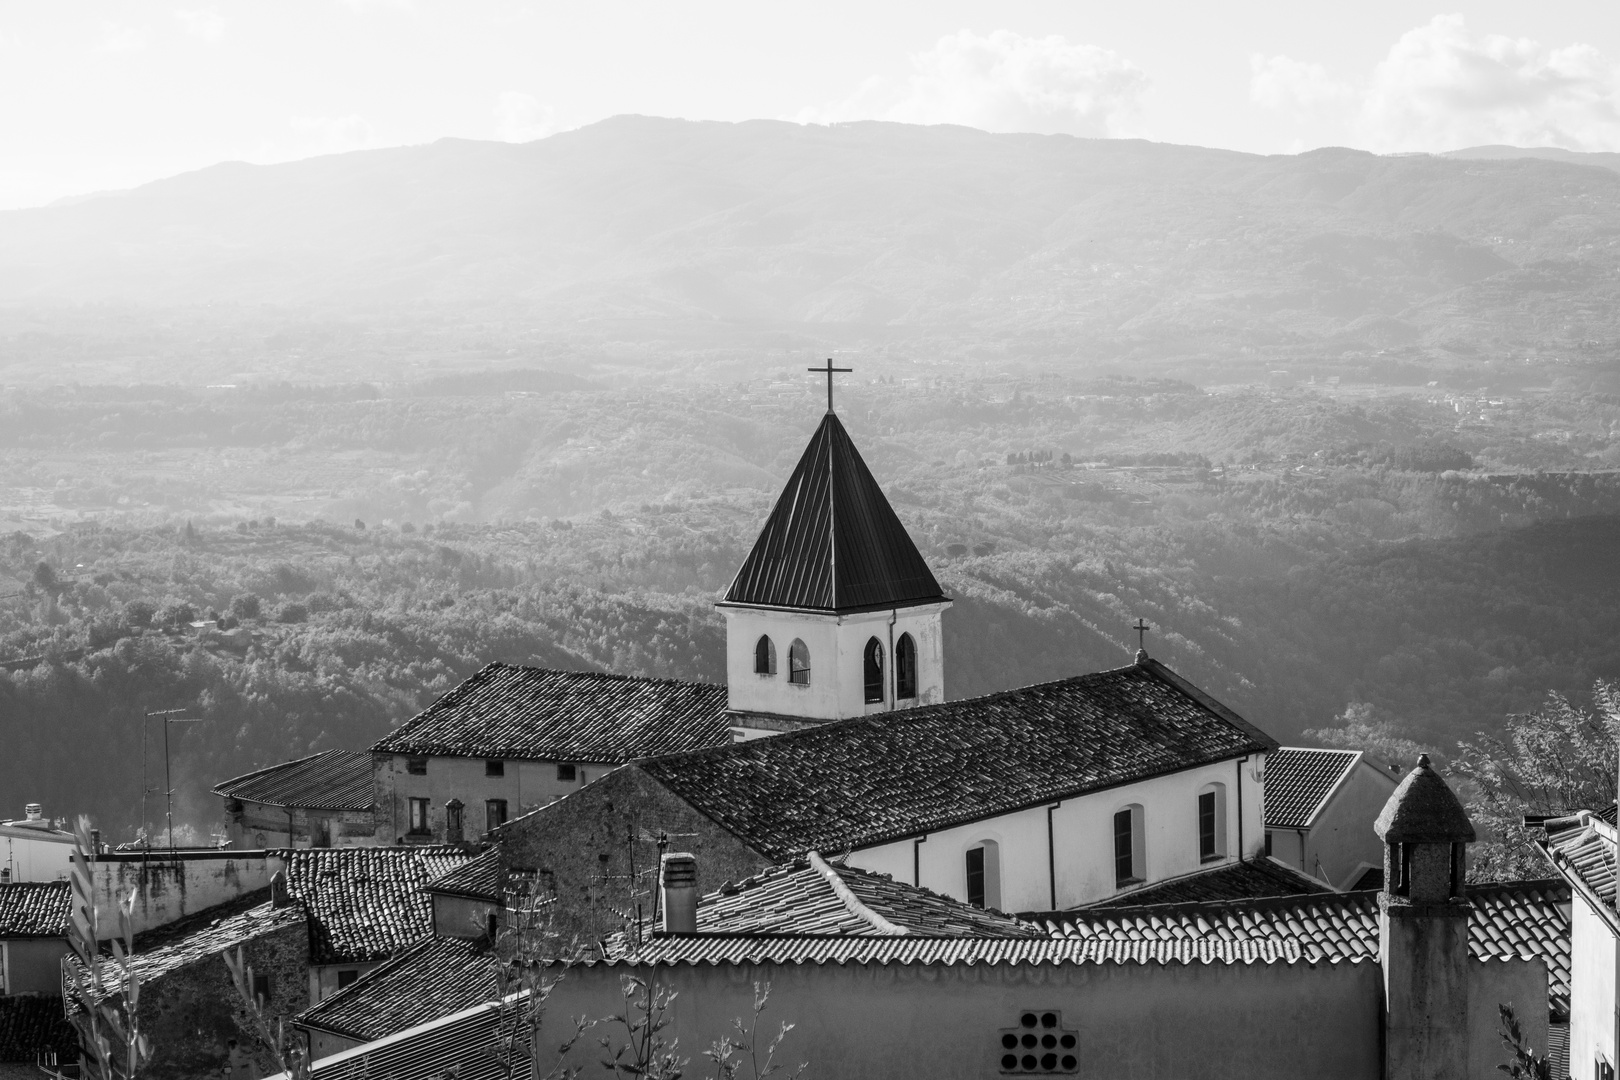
496,765,771,944
136,916,308,1080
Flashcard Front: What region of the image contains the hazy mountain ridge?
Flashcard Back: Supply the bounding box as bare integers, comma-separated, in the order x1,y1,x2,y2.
4,118,1620,376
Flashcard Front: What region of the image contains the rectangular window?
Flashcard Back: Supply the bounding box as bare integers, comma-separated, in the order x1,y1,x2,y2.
965,846,985,907
557,763,577,782
485,759,505,777
1199,791,1218,860
1264,831,1273,858
252,973,271,1004
486,799,508,832
1114,809,1140,886
407,797,430,834
405,757,427,775
336,969,359,990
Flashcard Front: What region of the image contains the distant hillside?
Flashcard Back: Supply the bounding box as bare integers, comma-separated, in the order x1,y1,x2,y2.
3,118,1620,375
1445,145,1620,175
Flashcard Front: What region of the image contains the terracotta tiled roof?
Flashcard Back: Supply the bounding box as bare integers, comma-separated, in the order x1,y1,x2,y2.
371,664,732,762
0,995,76,1065
1540,811,1616,907
695,853,1039,938
1264,748,1366,829
637,659,1278,860
605,936,1335,967
282,847,469,965
0,881,70,938
213,750,376,811
1076,858,1332,908
722,412,945,612
296,935,496,1045
1029,881,1572,1018
120,898,307,988
425,848,502,902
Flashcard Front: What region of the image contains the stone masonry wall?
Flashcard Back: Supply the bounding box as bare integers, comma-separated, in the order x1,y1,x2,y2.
496,765,771,946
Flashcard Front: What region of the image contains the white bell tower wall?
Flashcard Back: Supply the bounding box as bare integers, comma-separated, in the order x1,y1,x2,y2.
721,601,950,722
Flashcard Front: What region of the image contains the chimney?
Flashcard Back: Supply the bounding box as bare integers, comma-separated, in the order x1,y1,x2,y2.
24,803,42,822
660,852,698,935
0,868,10,883
90,829,101,854
1374,754,1477,1080
270,870,291,909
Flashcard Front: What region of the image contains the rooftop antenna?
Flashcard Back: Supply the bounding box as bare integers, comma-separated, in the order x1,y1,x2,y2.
145,708,203,854
809,358,852,414
1133,618,1151,662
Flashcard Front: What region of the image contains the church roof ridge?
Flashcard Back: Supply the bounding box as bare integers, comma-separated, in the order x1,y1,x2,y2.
722,412,945,613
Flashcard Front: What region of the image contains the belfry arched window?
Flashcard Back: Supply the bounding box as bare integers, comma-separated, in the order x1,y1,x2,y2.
895,633,917,700
788,639,811,685
863,638,885,704
754,635,776,676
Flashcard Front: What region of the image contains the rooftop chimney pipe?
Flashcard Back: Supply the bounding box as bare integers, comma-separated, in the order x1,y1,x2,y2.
24,803,41,822
660,852,698,935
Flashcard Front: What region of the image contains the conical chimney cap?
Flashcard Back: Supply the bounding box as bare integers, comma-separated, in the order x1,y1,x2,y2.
1374,754,1476,843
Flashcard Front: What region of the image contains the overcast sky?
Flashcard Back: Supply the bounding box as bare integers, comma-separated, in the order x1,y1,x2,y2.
2,1,1618,210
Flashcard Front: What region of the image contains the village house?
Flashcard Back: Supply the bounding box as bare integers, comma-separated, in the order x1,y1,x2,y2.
1263,747,1400,889
0,880,77,1076
1535,804,1618,1080
0,804,74,882
214,749,379,849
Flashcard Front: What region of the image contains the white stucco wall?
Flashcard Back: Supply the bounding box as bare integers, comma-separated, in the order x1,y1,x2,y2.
848,754,1266,911
0,826,74,882
1302,757,1397,889
379,753,600,843
720,602,948,721
1569,896,1618,1080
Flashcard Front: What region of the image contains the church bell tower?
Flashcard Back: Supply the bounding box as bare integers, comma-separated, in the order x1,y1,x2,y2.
718,364,951,730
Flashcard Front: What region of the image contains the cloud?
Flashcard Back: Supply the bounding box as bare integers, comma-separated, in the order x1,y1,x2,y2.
287,115,382,155
1249,55,1354,120
1358,15,1620,152
174,9,225,43
493,92,560,143
95,22,148,54
799,29,1148,138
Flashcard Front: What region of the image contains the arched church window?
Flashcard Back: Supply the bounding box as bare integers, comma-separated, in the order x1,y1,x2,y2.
863,638,885,703
895,633,917,700
754,635,776,676
788,639,811,685
966,839,1001,909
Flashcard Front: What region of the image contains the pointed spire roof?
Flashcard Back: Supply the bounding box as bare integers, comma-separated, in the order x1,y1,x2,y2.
723,413,945,612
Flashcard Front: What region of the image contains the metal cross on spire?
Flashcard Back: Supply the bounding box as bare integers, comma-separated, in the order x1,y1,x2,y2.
809,358,853,413
1133,617,1151,659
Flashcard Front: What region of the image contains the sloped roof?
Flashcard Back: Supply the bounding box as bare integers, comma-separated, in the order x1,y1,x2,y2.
722,412,945,612
1374,754,1476,843
1029,881,1571,1018
301,998,511,1080
694,853,1038,937
1264,748,1369,829
0,995,76,1065
296,935,495,1045
425,848,503,902
1537,810,1617,936
121,897,306,988
371,664,732,762
281,847,468,965
637,658,1278,860
1078,857,1332,908
0,881,71,938
213,750,375,811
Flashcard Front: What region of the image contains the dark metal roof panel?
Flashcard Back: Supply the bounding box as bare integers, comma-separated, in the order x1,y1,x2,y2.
638,659,1277,861
213,749,376,811
370,664,732,761
724,413,944,612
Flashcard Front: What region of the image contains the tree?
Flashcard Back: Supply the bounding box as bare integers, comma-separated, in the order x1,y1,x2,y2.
229,594,261,620
1303,702,1433,772
1454,682,1620,880
1495,1003,1553,1079
702,983,806,1080
120,599,156,629
32,561,58,592
275,602,308,624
